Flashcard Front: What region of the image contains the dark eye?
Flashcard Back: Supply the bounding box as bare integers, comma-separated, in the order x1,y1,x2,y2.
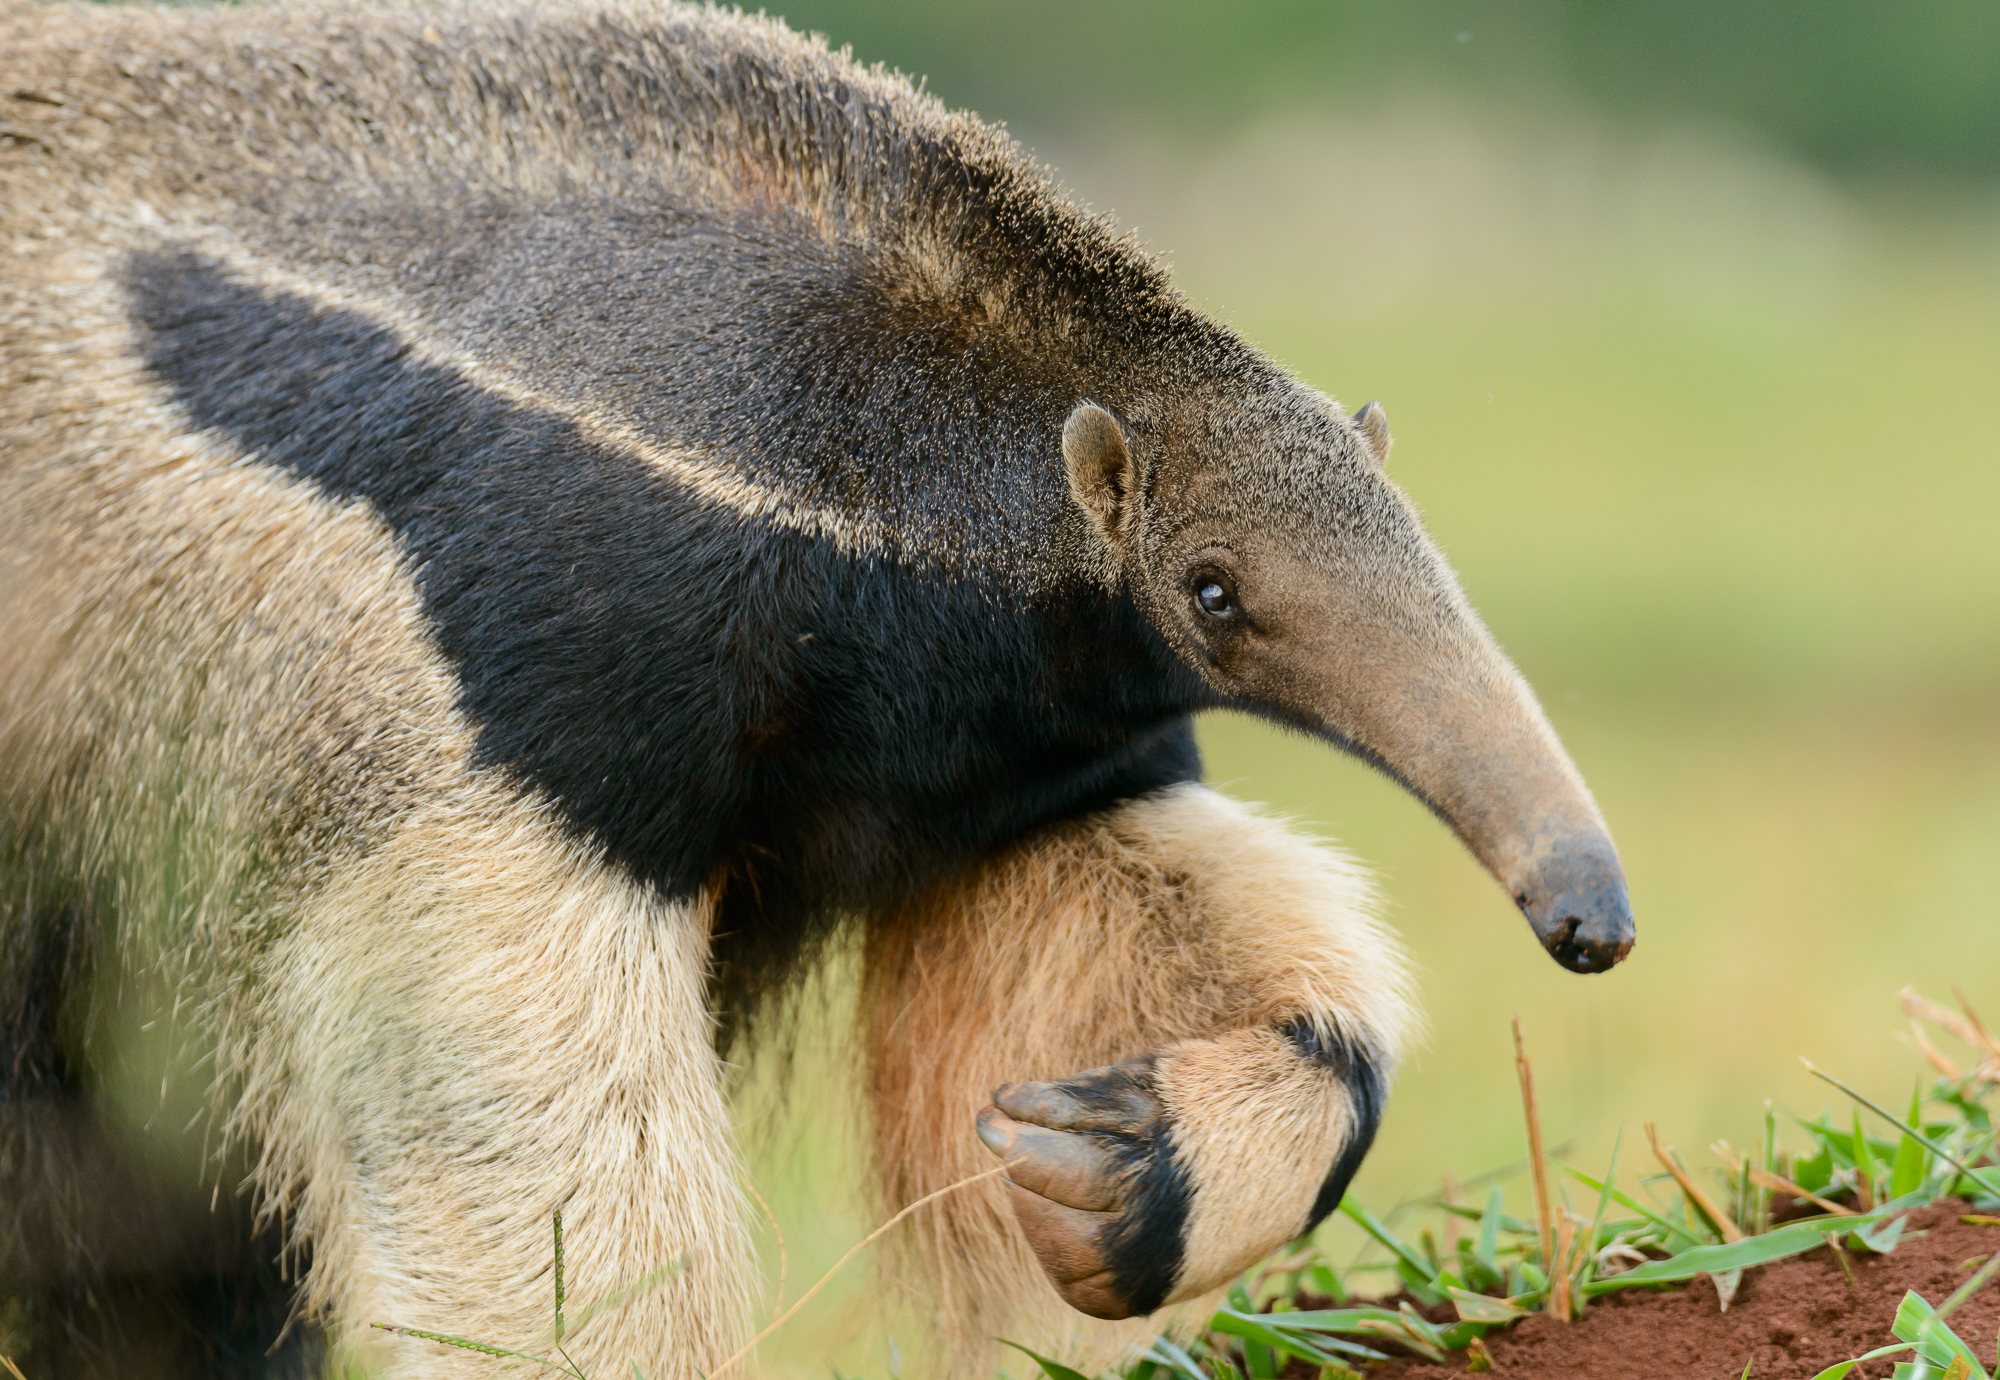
1194,577,1235,619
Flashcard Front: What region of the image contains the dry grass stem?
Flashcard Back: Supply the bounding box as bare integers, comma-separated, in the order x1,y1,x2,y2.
1647,1123,1743,1242
1902,987,2000,1084
1749,1166,1855,1218
0,1356,25,1380
742,1176,788,1317
1551,1209,1575,1320
1712,1146,1859,1217
1512,1016,1565,1321
1909,1021,1964,1080
708,1164,1009,1380
1951,987,1996,1048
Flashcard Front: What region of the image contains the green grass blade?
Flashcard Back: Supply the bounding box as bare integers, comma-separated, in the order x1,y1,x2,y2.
1805,1063,2000,1204
1854,1213,1910,1255
1855,1108,1880,1203
1808,1343,1915,1380
1553,1160,1706,1252
1447,1287,1528,1324
1574,1127,1624,1299
371,1324,583,1377
1307,1262,1347,1301
998,1339,1092,1380
1794,1138,1836,1195
1892,1291,1992,1378
1252,1307,1406,1331
1474,1183,1504,1271
1438,1203,1538,1234
1212,1313,1388,1368
1582,1214,1894,1296
1893,1086,1930,1200
553,1211,567,1343
1142,1338,1209,1380
1338,1198,1437,1285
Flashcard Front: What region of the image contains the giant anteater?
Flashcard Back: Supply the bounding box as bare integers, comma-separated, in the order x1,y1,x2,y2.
0,2,1633,1375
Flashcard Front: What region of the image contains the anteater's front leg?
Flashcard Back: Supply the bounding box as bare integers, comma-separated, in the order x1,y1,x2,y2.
244,795,757,1379
865,783,1416,1367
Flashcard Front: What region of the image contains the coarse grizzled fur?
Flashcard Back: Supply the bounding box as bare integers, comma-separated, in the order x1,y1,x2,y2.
0,2,1632,1376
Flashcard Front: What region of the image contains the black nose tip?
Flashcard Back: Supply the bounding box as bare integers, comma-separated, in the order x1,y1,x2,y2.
1519,836,1635,974
1543,915,1634,974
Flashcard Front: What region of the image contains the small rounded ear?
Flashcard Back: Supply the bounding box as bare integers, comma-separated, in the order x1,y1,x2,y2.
1062,401,1138,546
1351,401,1391,469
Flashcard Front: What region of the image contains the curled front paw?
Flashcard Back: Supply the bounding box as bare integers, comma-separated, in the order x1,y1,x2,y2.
974,1059,1189,1321
977,1024,1389,1322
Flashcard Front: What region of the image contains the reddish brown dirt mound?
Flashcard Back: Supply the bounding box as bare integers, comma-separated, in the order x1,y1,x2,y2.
1357,1202,2000,1379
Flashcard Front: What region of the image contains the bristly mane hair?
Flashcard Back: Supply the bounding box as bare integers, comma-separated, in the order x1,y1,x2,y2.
4,1,1266,1044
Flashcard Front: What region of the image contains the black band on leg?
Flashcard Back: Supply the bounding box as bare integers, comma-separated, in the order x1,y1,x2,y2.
1278,1018,1388,1233
1089,1059,1192,1317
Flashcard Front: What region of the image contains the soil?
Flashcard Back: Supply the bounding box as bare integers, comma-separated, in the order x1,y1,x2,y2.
1284,1201,2000,1380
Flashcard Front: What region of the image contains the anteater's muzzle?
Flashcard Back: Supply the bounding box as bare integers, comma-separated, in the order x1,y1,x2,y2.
1296,625,1636,975
1514,829,1635,974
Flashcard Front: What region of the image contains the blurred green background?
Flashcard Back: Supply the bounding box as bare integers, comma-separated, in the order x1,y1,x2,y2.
736,4,2000,1372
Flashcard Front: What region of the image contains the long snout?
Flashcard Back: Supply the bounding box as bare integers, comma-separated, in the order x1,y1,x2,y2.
1306,623,1635,974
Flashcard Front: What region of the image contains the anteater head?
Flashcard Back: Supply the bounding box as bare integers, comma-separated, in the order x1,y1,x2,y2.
1062,385,1634,974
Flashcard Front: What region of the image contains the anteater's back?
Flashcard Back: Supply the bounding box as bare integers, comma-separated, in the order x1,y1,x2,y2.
2,0,1184,568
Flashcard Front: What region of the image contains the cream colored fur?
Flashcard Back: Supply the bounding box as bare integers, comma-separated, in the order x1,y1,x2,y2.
0,264,751,1375
865,784,1417,1375
1155,1026,1362,1293
261,791,752,1378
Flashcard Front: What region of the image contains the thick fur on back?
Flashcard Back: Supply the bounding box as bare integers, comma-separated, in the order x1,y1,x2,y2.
1,0,1248,1035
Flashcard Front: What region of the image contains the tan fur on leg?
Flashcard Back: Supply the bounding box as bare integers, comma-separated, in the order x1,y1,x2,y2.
865,783,1417,1375
255,797,754,1379
0,296,756,1373
1153,1026,1361,1296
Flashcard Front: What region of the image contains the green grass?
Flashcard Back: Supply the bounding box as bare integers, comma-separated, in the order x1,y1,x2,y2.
1022,990,2000,1379
315,990,2000,1380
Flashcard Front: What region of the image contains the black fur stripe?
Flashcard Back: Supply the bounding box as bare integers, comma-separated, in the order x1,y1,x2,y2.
1280,1019,1388,1231
1,902,85,1104
123,248,1210,1035
1105,1110,1195,1316
1057,1059,1192,1317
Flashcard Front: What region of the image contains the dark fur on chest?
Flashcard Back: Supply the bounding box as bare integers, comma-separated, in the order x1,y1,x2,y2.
126,248,1212,1033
